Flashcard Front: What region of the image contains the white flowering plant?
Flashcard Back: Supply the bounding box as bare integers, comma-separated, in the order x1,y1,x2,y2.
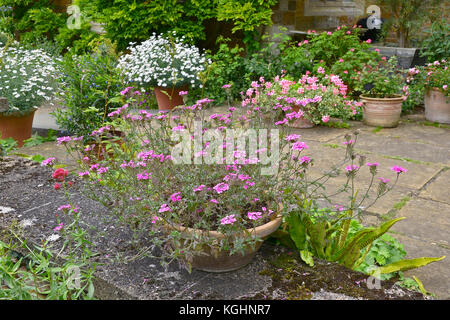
118,32,207,89
0,46,59,115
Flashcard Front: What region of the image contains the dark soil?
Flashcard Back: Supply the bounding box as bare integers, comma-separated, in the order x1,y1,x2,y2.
0,156,427,300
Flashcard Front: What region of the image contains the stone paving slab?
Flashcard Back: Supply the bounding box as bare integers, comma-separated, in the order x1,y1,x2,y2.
393,234,449,299
327,131,450,165
304,142,444,191
419,169,450,204
371,123,450,149
393,198,450,247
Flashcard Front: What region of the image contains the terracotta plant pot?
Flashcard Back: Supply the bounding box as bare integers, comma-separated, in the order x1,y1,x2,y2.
0,110,36,147
424,88,450,124
360,94,404,128
170,215,282,273
85,130,125,161
289,105,315,129
153,86,187,111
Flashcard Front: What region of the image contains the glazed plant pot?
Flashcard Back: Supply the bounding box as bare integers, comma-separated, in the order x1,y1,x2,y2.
153,86,187,111
0,110,36,147
170,215,283,273
424,88,450,124
360,94,404,128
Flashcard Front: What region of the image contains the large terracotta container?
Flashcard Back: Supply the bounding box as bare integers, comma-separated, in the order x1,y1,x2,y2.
170,215,282,272
360,94,404,128
424,88,450,124
0,110,36,147
153,86,187,111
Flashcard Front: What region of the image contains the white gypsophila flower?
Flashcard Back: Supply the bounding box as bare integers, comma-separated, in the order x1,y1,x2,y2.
46,234,61,242
0,46,60,115
118,31,206,88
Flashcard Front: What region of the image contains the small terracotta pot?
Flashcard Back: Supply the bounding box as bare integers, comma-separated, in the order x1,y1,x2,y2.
85,130,125,161
153,86,187,111
288,105,315,129
424,88,450,124
0,110,36,147
169,215,283,273
360,94,404,128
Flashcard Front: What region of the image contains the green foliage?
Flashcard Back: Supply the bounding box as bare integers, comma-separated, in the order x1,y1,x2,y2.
92,0,277,51
371,256,445,275
355,56,406,98
190,37,247,105
52,47,126,142
304,26,381,96
0,0,101,55
377,0,442,47
216,0,277,51
349,220,406,280
93,0,216,51
22,130,57,147
420,19,450,63
0,136,17,156
191,31,313,106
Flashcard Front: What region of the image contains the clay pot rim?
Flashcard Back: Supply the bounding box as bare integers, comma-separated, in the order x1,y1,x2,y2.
360,94,404,102
0,109,36,118
427,87,446,93
170,214,283,240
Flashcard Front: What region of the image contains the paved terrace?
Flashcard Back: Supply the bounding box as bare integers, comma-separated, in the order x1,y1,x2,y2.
10,105,450,299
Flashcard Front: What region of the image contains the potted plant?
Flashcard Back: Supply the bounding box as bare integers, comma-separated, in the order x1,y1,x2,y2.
420,60,449,124
244,71,357,128
356,56,407,127
118,32,206,110
0,45,58,146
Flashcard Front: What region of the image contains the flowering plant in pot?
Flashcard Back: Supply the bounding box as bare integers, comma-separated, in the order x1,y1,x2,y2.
0,45,58,146
242,71,358,128
416,60,449,124
59,76,357,272
355,56,407,127
118,32,207,110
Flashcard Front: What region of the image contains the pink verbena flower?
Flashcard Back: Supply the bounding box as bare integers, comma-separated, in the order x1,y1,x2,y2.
391,166,407,174
345,165,359,172
53,223,64,232
213,182,229,194
158,203,172,213
248,212,262,221
41,157,56,166
292,141,309,151
170,192,182,202
285,134,301,142
379,177,390,184
366,162,379,167
220,214,236,225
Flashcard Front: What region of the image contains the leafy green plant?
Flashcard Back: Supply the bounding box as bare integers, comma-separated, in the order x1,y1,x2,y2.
0,0,101,55
302,26,382,96
377,0,441,48
0,136,17,156
272,133,444,283
420,19,450,63
52,46,126,143
23,130,57,147
216,0,278,52
355,56,407,98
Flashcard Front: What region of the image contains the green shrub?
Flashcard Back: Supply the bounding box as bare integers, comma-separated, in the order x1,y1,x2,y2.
420,19,450,63
52,47,126,142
